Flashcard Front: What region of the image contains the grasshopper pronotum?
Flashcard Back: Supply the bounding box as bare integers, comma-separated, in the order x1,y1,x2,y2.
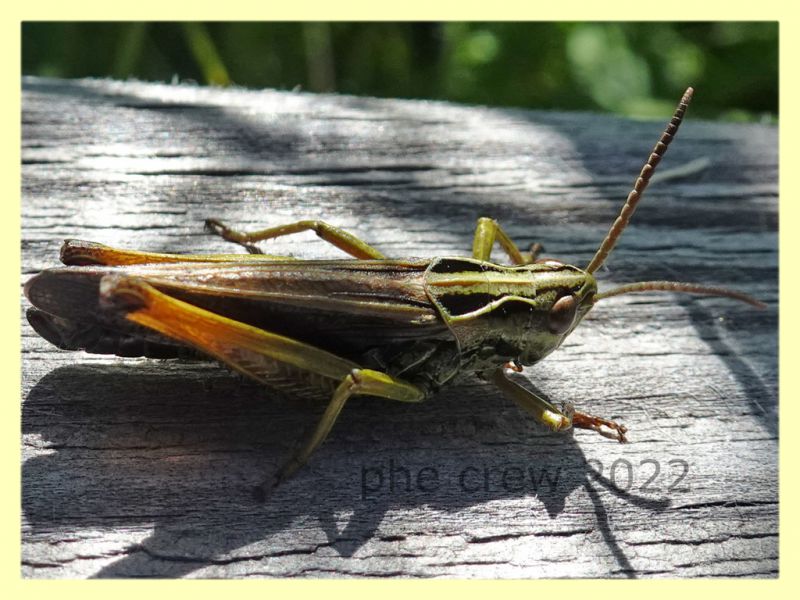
25,87,764,493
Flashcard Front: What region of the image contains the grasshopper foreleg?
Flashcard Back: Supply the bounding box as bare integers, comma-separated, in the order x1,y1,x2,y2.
205,218,387,259
472,217,543,265
491,366,628,443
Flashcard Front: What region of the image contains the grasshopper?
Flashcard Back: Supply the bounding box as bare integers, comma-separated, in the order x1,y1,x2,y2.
25,87,764,492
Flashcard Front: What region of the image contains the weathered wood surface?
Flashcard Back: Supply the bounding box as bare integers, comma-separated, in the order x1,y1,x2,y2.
21,76,778,579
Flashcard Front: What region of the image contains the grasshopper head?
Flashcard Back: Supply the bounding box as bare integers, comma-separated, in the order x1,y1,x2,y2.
429,258,600,368
527,259,599,338
427,256,599,368
521,87,766,366
445,88,764,375
510,260,599,366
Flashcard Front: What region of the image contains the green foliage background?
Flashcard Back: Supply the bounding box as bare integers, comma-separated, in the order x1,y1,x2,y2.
22,22,778,121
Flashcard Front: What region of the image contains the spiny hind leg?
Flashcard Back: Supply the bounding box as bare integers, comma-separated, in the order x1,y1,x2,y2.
205,218,387,259
98,274,424,492
472,217,543,265
491,366,627,442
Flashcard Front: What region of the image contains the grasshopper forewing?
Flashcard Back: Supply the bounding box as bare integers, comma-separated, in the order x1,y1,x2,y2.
25,87,764,493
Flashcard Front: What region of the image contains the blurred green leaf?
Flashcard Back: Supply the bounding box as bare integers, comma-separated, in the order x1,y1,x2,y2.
21,22,777,121
111,23,147,79
181,22,230,87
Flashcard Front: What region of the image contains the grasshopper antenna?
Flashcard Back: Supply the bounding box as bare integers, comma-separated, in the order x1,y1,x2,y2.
585,87,694,274
585,87,766,310
594,281,766,309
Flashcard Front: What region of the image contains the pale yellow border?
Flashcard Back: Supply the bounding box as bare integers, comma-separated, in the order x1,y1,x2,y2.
6,1,791,595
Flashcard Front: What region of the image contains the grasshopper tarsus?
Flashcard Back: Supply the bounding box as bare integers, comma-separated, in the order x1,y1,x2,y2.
205,218,259,252
252,485,267,503
254,465,294,501
572,410,629,443
252,475,281,504
203,217,226,236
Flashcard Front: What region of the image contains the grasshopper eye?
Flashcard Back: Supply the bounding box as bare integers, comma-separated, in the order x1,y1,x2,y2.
548,294,578,334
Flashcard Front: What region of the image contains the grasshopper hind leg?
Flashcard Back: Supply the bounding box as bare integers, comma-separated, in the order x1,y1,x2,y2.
99,274,425,495
263,368,423,496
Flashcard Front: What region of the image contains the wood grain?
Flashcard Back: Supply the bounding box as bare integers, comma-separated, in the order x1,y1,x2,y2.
21,77,777,578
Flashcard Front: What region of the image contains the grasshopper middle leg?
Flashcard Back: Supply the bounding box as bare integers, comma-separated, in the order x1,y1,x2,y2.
472,217,543,265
